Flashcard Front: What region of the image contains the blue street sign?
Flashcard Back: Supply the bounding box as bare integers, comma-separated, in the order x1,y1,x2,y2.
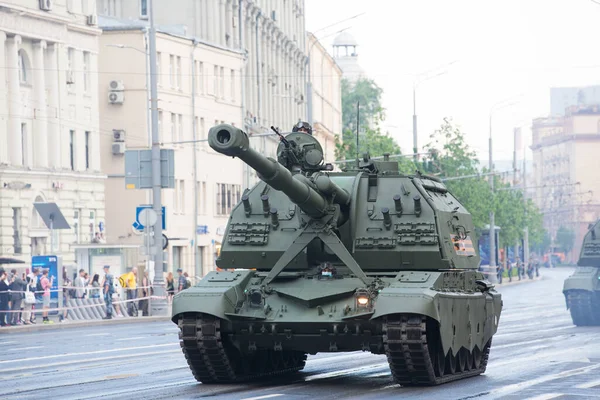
134,206,166,230
98,221,105,232
197,225,209,235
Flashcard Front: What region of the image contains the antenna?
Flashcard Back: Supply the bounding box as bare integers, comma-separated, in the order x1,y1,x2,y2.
356,101,360,168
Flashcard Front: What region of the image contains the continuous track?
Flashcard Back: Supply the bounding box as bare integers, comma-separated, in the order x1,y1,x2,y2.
383,314,491,386
178,314,307,383
567,291,600,326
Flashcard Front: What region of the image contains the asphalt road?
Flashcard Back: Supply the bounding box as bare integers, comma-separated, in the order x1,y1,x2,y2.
1,268,599,400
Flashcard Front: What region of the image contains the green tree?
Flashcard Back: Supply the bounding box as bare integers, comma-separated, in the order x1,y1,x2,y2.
336,77,413,173
555,226,576,253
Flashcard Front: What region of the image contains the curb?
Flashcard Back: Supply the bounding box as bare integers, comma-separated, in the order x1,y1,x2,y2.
495,275,545,287
0,315,172,334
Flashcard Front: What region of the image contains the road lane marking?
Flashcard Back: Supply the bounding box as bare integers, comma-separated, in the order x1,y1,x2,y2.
0,343,178,364
84,333,111,337
0,350,177,375
104,373,139,379
525,394,564,400
116,336,147,341
305,363,387,381
484,363,600,398
577,378,600,389
7,346,44,351
241,395,284,400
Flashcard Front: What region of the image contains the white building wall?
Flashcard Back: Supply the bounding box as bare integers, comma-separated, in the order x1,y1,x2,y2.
99,29,244,278
0,0,105,265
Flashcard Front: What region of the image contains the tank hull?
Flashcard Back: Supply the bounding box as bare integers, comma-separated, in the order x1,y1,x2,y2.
172,269,501,385
563,267,600,326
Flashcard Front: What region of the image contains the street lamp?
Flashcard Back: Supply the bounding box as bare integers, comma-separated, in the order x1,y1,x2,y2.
412,60,458,162
487,96,521,281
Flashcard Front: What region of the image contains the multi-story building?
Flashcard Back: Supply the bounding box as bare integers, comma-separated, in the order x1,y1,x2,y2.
98,1,308,183
332,31,365,83
551,85,600,117
531,105,600,259
0,0,105,265
307,32,342,164
98,18,245,278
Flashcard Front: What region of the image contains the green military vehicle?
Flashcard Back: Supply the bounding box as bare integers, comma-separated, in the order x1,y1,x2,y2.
172,124,503,386
563,221,600,326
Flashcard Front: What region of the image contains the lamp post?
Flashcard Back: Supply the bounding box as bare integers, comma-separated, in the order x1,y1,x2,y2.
412,61,458,163
487,97,520,282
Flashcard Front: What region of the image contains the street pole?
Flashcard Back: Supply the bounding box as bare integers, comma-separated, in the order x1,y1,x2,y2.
412,84,417,163
488,111,497,281
148,0,167,316
191,40,199,279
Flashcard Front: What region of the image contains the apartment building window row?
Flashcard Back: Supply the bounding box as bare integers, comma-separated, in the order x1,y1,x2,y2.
196,181,207,215
216,183,241,216
174,179,186,214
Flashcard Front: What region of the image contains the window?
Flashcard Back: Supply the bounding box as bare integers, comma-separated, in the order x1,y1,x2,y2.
170,113,176,143
176,56,182,89
173,180,179,213
178,114,184,143
83,52,90,93
198,61,204,94
81,0,89,14
179,180,185,213
74,209,80,244
156,52,162,86
89,210,96,241
215,183,241,216
201,182,207,214
85,131,90,169
213,65,218,96
140,0,148,18
169,55,174,88
21,123,27,166
200,118,205,140
18,50,28,84
69,130,75,170
12,208,22,254
219,67,225,99
67,48,75,90
172,246,182,272
196,181,202,214
158,111,163,140
230,69,236,102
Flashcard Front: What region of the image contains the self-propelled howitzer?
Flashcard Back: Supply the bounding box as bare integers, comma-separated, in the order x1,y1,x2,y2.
172,124,502,386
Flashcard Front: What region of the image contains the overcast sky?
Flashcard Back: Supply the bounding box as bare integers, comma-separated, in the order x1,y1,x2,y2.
305,0,600,165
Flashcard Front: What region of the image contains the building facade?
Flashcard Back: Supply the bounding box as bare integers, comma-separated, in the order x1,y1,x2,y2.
98,20,244,279
307,32,342,164
0,0,105,265
551,86,600,117
98,0,308,181
531,105,600,259
332,31,365,83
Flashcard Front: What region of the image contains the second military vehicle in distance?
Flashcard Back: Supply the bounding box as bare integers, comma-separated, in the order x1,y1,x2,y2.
172,124,503,386
563,220,600,325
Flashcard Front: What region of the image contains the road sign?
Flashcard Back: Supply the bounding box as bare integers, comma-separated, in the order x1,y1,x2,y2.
162,234,169,250
197,225,209,235
98,221,105,232
138,208,158,228
133,206,166,230
125,149,175,189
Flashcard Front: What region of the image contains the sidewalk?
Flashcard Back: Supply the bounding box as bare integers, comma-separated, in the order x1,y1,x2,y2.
495,274,545,287
0,315,172,334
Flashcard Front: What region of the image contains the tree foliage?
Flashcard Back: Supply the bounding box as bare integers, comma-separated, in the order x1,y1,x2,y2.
336,78,413,173
420,118,546,250
555,226,576,253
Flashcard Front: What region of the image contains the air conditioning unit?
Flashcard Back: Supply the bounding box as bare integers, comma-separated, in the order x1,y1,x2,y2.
113,129,126,142
66,70,75,84
108,91,124,104
109,80,124,91
39,0,52,11
87,14,97,26
112,142,126,155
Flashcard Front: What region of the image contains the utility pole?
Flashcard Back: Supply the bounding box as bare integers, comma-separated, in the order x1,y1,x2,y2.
148,0,167,316
412,84,417,163
488,111,497,281
191,40,199,279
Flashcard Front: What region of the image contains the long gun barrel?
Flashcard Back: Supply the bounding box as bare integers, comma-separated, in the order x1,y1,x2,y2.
209,124,339,218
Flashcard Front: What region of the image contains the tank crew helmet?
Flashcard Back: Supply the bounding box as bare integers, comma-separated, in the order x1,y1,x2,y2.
292,121,312,135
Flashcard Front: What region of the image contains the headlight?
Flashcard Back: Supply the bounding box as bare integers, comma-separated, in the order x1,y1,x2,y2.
248,289,263,307
355,289,371,308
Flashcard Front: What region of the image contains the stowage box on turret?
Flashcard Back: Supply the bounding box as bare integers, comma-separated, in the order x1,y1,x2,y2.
563,220,600,325
172,124,503,386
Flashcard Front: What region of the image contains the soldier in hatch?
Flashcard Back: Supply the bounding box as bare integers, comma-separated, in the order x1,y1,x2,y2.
292,121,312,135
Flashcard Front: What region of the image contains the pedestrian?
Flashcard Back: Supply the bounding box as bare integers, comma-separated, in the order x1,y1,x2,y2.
74,269,86,299
40,269,54,324
165,272,174,304
0,270,9,327
177,268,186,293
9,269,25,325
139,270,150,316
21,275,34,325
59,267,72,323
90,274,101,298
121,267,138,317
102,265,114,319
